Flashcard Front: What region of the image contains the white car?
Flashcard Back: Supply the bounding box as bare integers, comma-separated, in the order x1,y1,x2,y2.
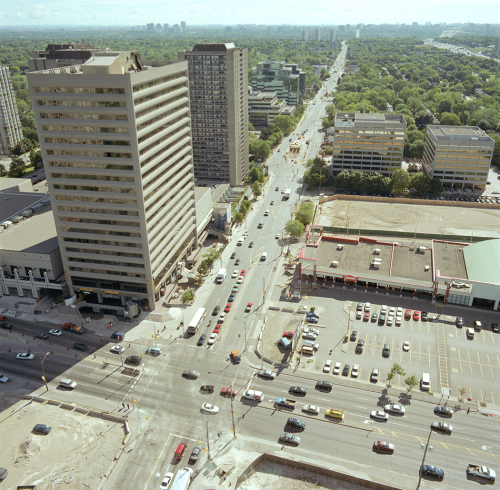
201,403,219,414
371,410,389,421
49,329,62,336
364,303,371,312
395,317,402,327
0,374,9,383
275,234,280,239
218,314,225,323
110,345,125,354
231,270,239,278
380,305,388,314
332,362,342,375
403,341,410,351
384,404,405,415
351,364,360,377
387,316,393,326
303,405,320,415
356,311,362,319
396,307,403,315
159,472,174,490
304,327,319,336
323,360,332,373
17,353,35,360
208,333,217,345
389,307,395,316
237,276,244,284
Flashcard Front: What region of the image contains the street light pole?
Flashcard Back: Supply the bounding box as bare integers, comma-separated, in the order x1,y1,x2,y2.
39,352,50,392
417,428,433,488
230,388,237,438
205,418,211,459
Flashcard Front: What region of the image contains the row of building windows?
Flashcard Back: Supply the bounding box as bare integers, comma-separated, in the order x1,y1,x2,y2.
60,227,142,238
69,267,145,278
132,74,182,93
54,183,136,194
45,137,131,146
40,113,128,121
142,144,191,191
136,102,189,132
138,113,187,145
65,247,143,259
140,130,190,169
49,160,134,171
135,92,186,119
71,276,147,294
42,124,129,133
59,217,140,227
47,149,132,158
38,100,126,108
55,194,137,205
57,205,139,217
134,82,186,106
64,237,142,248
139,122,190,157
35,87,126,94
67,257,144,269
52,173,135,183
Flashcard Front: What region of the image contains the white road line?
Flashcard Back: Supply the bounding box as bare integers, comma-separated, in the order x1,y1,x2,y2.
453,435,476,442
357,397,369,400
355,406,367,410
318,398,330,402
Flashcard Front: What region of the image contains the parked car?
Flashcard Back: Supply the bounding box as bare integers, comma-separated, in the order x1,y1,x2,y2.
33,424,52,435
159,472,174,489
370,368,379,382
350,331,358,341
382,343,390,357
182,370,200,379
201,403,219,414
456,317,463,328
342,364,350,376
200,385,214,393
323,360,332,373
333,362,342,375
189,447,201,464
351,364,360,377
73,343,88,351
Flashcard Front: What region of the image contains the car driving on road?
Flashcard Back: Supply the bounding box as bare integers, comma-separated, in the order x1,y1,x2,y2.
289,386,307,396
431,422,452,434
384,404,405,415
371,411,388,421
17,353,35,360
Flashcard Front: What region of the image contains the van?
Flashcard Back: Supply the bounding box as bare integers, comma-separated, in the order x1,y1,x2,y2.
261,252,268,261
59,378,77,389
0,466,8,481
243,390,263,402
237,237,244,246
421,373,430,391
279,337,291,350
174,442,188,459
300,346,314,355
473,320,482,331
303,340,319,350
258,220,263,228
466,327,475,339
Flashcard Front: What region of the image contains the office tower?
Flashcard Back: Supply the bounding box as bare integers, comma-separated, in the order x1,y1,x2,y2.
251,61,300,106
422,126,494,190
29,43,105,72
284,63,306,102
0,66,23,154
248,90,295,127
178,43,248,186
355,29,360,38
331,112,407,176
329,29,336,42
27,52,197,311
302,28,308,41
181,21,186,31
314,29,321,41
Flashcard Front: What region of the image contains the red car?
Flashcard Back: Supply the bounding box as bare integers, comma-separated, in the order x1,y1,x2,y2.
363,312,370,321
245,302,253,312
224,303,232,312
240,269,246,276
373,441,395,453
213,326,220,334
413,311,419,321
283,331,294,338
405,309,411,319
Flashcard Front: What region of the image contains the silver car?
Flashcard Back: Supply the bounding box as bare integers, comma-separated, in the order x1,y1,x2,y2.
279,432,300,445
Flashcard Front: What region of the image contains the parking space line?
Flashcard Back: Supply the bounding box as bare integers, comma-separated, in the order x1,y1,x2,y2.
491,393,495,405
486,353,494,379
477,352,484,378
480,389,483,403
467,350,473,375
457,348,463,373
418,341,421,365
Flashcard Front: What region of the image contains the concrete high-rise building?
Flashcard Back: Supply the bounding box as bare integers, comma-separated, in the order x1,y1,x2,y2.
355,29,360,38
0,66,23,154
29,43,105,72
156,23,162,31
331,112,407,176
181,21,186,31
329,29,336,42
146,23,155,31
302,28,308,41
251,61,300,106
178,43,248,186
422,126,494,190
27,52,198,312
164,23,169,32
314,29,321,41
174,24,180,33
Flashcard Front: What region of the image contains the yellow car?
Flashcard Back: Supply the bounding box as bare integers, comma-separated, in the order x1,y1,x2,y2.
325,409,344,421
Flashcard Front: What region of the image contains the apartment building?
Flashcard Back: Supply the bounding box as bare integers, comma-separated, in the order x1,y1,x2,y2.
422,125,494,190
331,112,406,176
0,66,23,154
178,43,248,186
248,91,296,127
251,61,300,107
302,29,308,41
27,52,197,312
314,29,321,41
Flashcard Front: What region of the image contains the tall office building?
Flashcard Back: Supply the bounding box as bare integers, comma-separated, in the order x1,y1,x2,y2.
164,23,169,32
29,43,105,72
178,43,248,186
314,29,321,41
302,28,308,41
329,29,336,42
0,66,23,154
331,112,407,176
181,21,186,31
422,126,494,190
251,61,300,106
27,52,198,312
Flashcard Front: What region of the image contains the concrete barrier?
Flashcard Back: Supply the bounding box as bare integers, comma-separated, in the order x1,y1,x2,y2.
281,307,294,313
75,407,89,415
60,403,75,411
268,306,281,311
46,399,60,406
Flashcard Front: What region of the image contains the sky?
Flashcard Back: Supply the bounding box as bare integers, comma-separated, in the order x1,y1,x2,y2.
0,0,499,27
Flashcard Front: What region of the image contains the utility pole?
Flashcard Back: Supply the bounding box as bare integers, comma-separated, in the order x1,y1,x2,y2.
205,418,211,459
230,388,237,438
417,428,433,488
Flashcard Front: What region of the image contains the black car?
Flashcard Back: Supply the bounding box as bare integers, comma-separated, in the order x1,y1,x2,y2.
286,417,306,430
199,385,214,393
270,201,274,205
491,323,499,333
235,259,240,266
73,343,88,351
342,364,351,376
456,317,463,328
230,252,236,259
182,370,200,379
431,421,452,434
356,339,364,353
275,187,279,191
189,446,201,464
197,334,206,346
421,465,444,479
289,386,307,396
0,323,13,329
126,355,142,365
434,406,453,417
33,424,52,435
228,294,235,302
34,310,42,315
350,331,358,341
315,381,332,391
36,333,49,340
422,311,428,321
212,306,220,316
249,241,254,248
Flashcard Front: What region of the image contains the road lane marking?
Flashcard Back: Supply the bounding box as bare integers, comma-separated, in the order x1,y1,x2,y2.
356,397,369,400
487,353,494,379
355,406,367,410
142,433,173,490
453,436,477,443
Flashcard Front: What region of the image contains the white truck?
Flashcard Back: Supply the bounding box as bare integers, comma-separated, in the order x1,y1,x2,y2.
216,268,227,284
284,189,291,199
171,467,193,490
467,464,496,480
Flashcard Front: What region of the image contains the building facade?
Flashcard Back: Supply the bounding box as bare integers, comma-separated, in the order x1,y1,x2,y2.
27,52,198,312
0,66,23,154
302,29,308,41
251,61,300,107
331,112,406,176
248,91,296,127
178,43,248,186
314,29,321,41
421,125,494,190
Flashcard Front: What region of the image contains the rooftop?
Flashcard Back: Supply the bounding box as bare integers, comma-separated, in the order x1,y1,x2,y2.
462,239,500,285
427,125,494,142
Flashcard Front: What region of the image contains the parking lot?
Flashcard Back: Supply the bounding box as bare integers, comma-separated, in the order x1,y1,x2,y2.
269,289,500,407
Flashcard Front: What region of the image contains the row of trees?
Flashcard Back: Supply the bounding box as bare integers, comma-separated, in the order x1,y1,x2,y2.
0,149,43,178
386,363,418,392
285,201,315,239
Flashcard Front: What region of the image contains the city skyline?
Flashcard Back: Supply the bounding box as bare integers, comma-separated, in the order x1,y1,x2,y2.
1,0,499,27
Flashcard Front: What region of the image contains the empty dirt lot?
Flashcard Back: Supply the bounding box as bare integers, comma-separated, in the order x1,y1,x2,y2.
316,200,500,238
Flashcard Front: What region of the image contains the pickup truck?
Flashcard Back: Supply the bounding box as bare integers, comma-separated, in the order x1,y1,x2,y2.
258,370,276,379
467,464,496,480
275,397,296,409
61,322,85,335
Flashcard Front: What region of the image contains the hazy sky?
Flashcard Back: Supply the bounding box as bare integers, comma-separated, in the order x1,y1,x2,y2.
0,0,499,27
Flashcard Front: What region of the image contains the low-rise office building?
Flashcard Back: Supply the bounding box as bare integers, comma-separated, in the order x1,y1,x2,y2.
331,112,406,176
248,91,295,127
421,125,494,190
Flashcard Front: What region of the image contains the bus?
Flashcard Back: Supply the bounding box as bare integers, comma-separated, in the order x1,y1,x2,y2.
187,308,206,334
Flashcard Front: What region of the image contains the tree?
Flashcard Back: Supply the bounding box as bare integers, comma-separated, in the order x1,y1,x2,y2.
490,134,500,168
11,138,33,156
295,201,315,226
335,170,351,190
440,112,461,125
386,371,395,388
8,156,26,178
21,115,36,129
285,219,305,239
323,146,333,155
29,149,44,170
252,181,262,198
248,121,255,131
273,115,294,135
428,177,444,196
405,375,418,392
391,169,410,195
233,212,243,224
248,166,264,183
409,172,431,196
390,363,406,376
202,248,220,267
458,386,466,404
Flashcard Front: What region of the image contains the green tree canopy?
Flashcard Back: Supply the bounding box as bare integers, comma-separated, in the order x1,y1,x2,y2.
285,219,305,239
440,112,461,125
273,115,294,135
391,169,410,195
252,181,262,197
8,156,26,178
295,201,315,226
